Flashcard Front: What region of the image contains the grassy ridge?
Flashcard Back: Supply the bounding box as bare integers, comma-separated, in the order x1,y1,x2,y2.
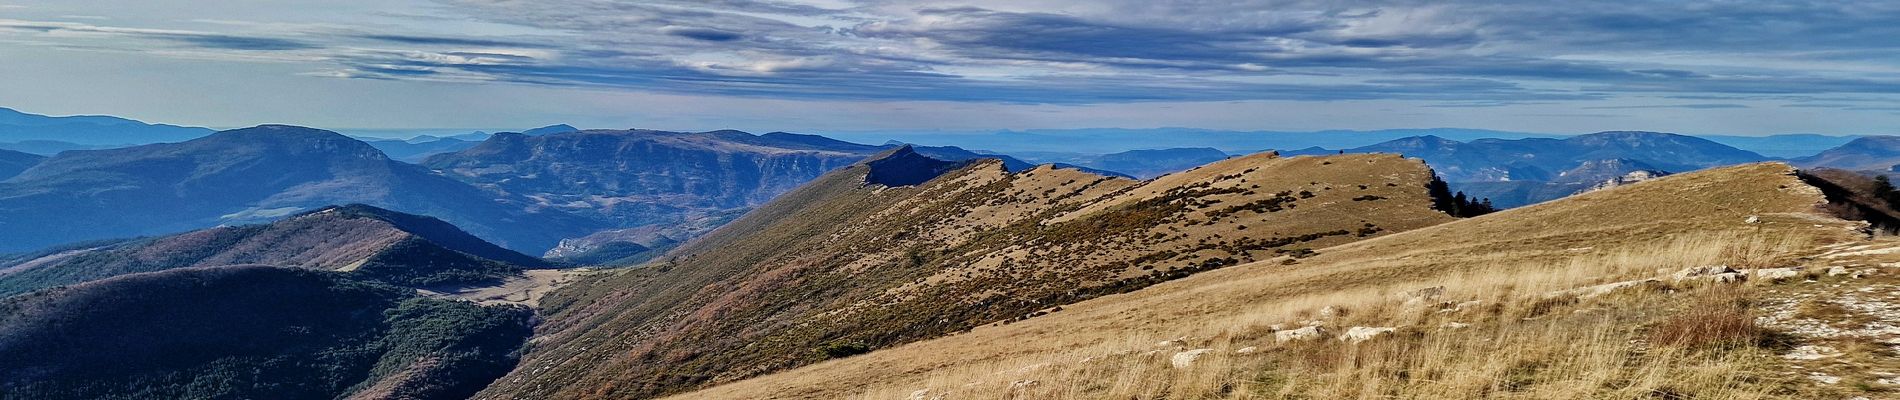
675,162,1864,399
483,152,1454,399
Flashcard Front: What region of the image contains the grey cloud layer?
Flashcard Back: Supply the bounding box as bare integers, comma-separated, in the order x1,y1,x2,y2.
5,0,1900,105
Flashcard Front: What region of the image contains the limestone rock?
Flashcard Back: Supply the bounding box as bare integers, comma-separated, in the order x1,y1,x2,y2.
1171,349,1213,368
1275,326,1328,343
1339,326,1398,343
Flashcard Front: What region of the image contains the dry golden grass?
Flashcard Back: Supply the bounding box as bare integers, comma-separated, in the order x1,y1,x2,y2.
482,152,1461,399
671,163,1867,400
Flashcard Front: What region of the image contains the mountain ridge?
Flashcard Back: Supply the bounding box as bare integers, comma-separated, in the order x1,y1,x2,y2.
0,125,601,253
0,107,213,145
672,161,1868,399
478,150,1458,398
0,203,543,296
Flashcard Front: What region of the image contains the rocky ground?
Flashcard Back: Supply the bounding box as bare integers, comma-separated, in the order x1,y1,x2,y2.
1756,240,1900,397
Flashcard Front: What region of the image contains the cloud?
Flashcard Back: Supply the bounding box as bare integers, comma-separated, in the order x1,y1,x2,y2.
660,26,744,42
6,1,1900,107
1582,103,1749,110
0,19,316,50
353,34,554,48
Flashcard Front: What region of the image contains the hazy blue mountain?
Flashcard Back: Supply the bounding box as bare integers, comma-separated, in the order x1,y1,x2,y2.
1344,131,1763,183
364,136,481,162
0,107,213,145
0,149,41,179
1080,148,1230,179
421,129,1068,258
0,140,115,155
1334,131,1763,207
448,131,494,141
0,125,601,253
1703,133,1862,158
521,124,580,136
1791,136,1900,171
823,127,1559,154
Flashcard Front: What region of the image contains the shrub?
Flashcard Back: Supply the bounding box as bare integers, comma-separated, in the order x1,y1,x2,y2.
1648,289,1762,350
818,341,872,359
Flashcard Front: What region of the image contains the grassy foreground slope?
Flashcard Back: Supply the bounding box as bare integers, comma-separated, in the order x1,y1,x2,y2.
478,149,1455,399
677,162,1875,399
0,266,533,400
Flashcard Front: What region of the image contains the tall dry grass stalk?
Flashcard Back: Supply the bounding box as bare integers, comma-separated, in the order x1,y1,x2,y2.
851,230,1827,399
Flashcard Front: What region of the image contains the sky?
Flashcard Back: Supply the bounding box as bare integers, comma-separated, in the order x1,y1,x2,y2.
1,0,1899,136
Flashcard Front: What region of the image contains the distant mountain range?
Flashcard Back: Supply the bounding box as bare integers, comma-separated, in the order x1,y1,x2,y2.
362,136,482,162
1791,136,1900,172
3,105,1900,258
417,128,1065,259
1005,147,1232,179
0,125,602,253
825,127,1559,154
1286,131,1768,207
0,121,1078,259
1701,133,1863,158
0,107,212,145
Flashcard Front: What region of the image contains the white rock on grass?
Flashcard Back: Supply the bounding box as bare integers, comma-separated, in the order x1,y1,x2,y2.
1809,373,1842,385
1235,346,1259,354
1275,326,1328,343
1754,267,1804,281
1783,345,1841,360
1672,265,1736,281
1552,279,1663,299
1338,327,1397,343
1171,349,1213,368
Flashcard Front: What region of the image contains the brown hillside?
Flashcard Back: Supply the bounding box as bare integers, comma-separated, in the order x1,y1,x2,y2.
477,151,1454,399
674,162,1873,399
0,204,542,296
